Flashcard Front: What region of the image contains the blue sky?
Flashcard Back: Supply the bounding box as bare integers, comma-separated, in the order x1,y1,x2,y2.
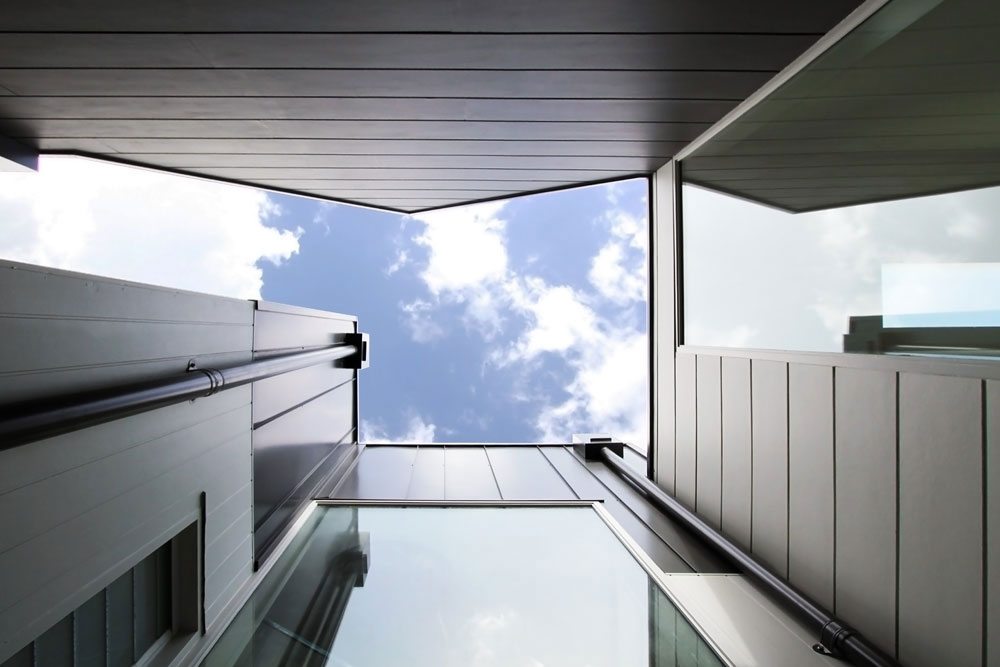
0,157,650,446
260,179,650,444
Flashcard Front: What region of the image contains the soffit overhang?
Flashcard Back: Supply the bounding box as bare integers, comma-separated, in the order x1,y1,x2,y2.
681,0,1000,213
0,0,861,212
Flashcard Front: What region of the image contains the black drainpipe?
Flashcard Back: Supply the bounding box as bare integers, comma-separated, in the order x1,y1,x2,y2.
599,447,898,667
0,339,366,451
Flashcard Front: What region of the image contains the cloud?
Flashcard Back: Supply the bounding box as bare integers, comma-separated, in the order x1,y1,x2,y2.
497,278,600,362
398,200,511,341
589,242,645,304
399,184,650,447
0,156,300,299
503,281,647,445
385,248,409,275
361,414,436,443
400,298,447,343
413,200,508,295
587,207,647,305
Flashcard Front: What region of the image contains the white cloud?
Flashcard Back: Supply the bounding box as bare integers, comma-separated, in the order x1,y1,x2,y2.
498,278,600,362
533,327,648,446
400,298,447,343
588,243,646,304
0,156,300,299
413,200,508,295
361,414,436,443
385,248,409,275
398,200,511,341
399,186,650,447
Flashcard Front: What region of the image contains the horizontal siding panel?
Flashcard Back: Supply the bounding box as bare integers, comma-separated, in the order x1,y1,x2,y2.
0,261,253,324
0,386,249,495
0,33,816,70
0,431,252,656
205,506,252,577
252,362,354,425
0,398,251,554
253,308,354,351
0,421,251,613
101,140,679,161
0,317,252,375
204,534,253,615
0,69,773,99
0,1,859,33
0,349,252,406
13,119,709,142
0,97,738,124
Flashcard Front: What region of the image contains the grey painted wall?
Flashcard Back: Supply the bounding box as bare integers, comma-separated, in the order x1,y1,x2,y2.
0,263,361,665
0,262,256,663
659,344,999,666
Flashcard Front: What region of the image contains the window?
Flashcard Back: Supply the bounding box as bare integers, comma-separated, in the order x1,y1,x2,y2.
201,503,722,667
678,0,1000,358
3,542,172,667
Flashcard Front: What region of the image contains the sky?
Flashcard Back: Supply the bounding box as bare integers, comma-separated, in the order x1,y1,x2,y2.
0,156,650,447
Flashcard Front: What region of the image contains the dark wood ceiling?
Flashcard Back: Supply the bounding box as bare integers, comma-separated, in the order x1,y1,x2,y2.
0,0,861,212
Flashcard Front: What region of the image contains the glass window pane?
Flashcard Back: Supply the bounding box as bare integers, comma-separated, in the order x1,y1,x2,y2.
202,505,722,667
682,183,1000,357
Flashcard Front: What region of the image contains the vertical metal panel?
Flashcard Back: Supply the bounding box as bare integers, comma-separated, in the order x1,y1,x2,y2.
787,363,834,609
444,447,500,500
834,367,896,656
74,591,106,667
652,162,678,491
132,552,158,657
675,352,697,508
721,356,752,550
252,381,355,531
407,446,445,500
333,446,415,500
696,355,722,528
584,459,732,573
251,303,359,564
750,359,788,578
989,380,999,667
541,447,692,573
33,616,72,667
106,571,134,667
898,373,982,667
485,447,575,500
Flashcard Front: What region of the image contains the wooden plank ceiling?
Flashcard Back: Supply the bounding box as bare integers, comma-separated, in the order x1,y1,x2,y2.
683,0,1000,213
0,0,860,212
